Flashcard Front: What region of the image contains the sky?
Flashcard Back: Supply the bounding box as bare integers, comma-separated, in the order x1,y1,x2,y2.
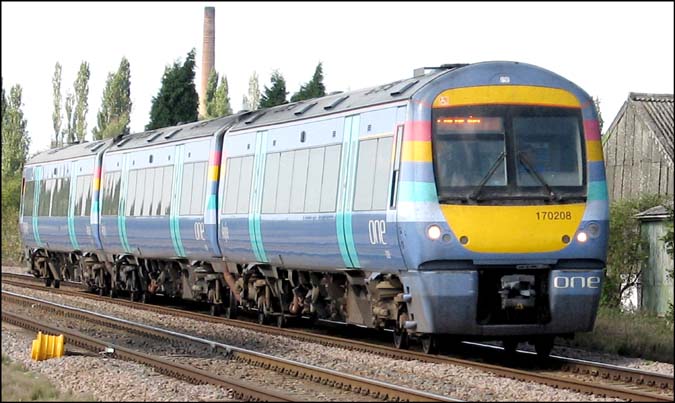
2,1,673,155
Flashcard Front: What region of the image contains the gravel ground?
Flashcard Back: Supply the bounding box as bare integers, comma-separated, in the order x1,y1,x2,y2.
1,322,237,402
3,298,378,402
1,269,635,402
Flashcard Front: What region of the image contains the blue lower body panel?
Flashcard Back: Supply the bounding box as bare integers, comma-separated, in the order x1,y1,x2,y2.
400,269,603,336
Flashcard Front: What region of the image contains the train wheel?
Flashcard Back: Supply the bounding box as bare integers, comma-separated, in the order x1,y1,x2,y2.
210,304,222,317
257,311,267,325
503,339,519,356
44,277,53,287
224,291,237,319
393,328,409,350
129,291,137,302
140,292,149,304
421,335,438,355
53,280,60,289
276,314,286,328
534,336,554,359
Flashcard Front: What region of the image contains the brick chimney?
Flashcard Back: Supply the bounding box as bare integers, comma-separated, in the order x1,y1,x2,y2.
200,7,215,118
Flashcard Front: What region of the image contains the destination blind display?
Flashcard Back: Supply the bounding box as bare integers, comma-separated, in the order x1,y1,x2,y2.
435,117,504,134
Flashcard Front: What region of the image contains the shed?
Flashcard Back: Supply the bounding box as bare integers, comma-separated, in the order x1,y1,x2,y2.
602,93,674,201
635,205,674,317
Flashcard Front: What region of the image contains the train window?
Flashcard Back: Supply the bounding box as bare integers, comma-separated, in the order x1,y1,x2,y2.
111,172,121,216
275,151,294,213
142,168,155,216
290,149,310,213
126,170,138,216
102,172,120,216
52,178,63,216
23,180,35,217
354,139,378,210
73,176,83,216
320,144,341,212
179,163,194,215
161,166,173,215
372,137,393,210
152,167,164,216
38,180,50,216
60,177,71,216
190,162,207,215
223,158,241,214
82,175,92,216
261,153,280,214
304,147,325,212
237,156,254,214
132,169,145,216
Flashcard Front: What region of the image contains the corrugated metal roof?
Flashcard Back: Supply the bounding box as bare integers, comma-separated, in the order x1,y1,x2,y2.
629,92,674,161
635,205,671,221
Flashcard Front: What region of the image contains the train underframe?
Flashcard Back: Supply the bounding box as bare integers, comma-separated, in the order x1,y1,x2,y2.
25,247,559,356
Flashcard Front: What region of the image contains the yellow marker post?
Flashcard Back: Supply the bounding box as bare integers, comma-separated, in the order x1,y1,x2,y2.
30,331,65,361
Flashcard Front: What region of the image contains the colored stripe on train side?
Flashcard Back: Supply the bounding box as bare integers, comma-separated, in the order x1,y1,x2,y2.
170,146,186,257
249,131,269,263
67,165,80,250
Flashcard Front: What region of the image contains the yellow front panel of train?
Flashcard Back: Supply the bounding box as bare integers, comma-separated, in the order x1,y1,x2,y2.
440,203,586,253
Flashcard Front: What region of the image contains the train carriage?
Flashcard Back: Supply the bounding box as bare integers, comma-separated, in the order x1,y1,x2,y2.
20,139,113,286
20,61,609,356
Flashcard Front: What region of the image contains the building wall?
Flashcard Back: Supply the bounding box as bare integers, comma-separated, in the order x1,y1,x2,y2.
603,103,674,201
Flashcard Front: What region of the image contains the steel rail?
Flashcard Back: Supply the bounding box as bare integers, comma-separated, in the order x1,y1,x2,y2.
2,291,460,402
3,272,672,401
0,310,293,402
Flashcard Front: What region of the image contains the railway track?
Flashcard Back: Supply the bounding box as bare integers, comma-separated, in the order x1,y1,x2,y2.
2,290,458,402
3,271,673,401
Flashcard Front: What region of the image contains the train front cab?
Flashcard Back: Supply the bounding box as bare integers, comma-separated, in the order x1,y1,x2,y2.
396,62,609,355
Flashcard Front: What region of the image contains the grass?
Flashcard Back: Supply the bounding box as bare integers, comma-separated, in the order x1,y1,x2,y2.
559,306,674,363
1,354,93,402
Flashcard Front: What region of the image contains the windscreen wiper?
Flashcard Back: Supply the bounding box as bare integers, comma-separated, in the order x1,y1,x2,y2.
517,151,559,201
467,151,505,201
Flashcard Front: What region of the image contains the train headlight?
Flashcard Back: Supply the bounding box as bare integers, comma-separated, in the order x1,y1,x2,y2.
576,231,588,243
427,225,442,241
587,222,601,238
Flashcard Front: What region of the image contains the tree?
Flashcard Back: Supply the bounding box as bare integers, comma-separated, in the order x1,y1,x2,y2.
92,57,132,140
74,61,90,143
201,68,219,120
1,84,30,177
207,75,232,118
147,49,199,130
594,96,604,135
241,71,260,111
1,78,5,120
51,62,63,148
259,70,288,108
290,62,326,102
63,93,75,145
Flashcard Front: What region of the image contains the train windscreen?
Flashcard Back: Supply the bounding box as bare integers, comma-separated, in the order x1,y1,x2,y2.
432,105,585,202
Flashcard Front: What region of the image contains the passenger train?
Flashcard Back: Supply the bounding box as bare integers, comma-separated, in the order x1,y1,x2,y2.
19,61,609,356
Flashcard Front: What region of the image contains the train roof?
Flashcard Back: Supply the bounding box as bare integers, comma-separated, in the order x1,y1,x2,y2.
106,113,243,153
227,68,450,133
25,64,468,165
26,138,115,166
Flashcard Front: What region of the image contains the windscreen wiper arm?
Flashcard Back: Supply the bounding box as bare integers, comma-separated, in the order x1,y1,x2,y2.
517,151,559,201
467,151,505,201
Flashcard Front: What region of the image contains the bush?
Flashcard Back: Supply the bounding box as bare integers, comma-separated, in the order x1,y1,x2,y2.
602,194,668,308
1,172,23,265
